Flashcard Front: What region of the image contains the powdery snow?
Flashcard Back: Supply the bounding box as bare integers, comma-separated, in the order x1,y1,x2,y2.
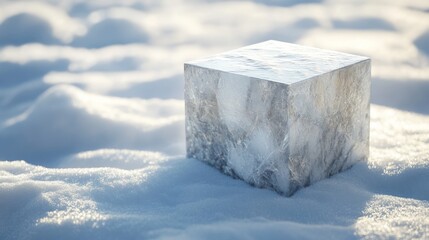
0,0,429,239
1,106,429,239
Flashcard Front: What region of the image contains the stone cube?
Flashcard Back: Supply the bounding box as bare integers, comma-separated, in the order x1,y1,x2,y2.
184,40,370,196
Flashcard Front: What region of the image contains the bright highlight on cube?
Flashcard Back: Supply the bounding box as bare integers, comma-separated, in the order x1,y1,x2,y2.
184,40,370,196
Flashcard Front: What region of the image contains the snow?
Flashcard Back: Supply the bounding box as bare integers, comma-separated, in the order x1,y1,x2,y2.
0,0,429,239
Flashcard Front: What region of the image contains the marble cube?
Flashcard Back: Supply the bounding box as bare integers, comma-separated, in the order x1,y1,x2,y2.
184,40,370,196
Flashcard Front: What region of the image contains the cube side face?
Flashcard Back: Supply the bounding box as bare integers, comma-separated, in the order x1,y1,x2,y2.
287,60,371,194
185,64,292,194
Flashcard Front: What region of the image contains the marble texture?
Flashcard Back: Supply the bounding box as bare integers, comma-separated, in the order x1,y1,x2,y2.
185,40,370,196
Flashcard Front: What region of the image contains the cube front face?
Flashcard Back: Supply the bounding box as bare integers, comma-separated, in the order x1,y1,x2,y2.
185,65,292,194
185,41,370,196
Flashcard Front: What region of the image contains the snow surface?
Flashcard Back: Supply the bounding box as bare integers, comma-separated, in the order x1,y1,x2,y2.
1,0,429,239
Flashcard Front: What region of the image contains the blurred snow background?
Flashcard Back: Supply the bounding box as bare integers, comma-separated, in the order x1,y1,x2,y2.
0,0,429,239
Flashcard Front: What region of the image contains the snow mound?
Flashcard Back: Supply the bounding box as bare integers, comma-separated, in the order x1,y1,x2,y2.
72,19,149,48
0,85,184,164
0,13,59,46
60,149,168,169
0,1,85,43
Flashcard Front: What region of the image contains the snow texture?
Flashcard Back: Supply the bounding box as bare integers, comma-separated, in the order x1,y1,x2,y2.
185,41,370,195
1,0,429,239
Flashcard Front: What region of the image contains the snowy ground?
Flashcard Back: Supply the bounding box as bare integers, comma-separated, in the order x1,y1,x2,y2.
1,0,429,239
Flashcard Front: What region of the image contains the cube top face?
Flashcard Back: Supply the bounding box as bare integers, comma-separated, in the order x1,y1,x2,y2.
186,40,369,85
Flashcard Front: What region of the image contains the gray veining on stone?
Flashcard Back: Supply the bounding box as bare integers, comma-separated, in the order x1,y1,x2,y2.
187,40,369,85
185,40,370,196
